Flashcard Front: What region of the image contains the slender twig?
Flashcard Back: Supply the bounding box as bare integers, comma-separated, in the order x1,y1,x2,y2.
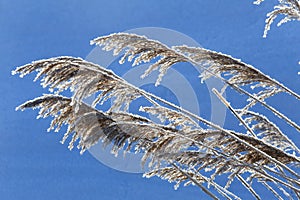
230,83,300,132
237,175,261,200
172,163,241,200
212,88,257,138
261,181,284,200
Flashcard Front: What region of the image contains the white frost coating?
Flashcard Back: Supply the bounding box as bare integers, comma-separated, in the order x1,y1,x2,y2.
240,110,300,154
256,0,300,37
91,33,188,86
253,0,265,5
12,31,300,199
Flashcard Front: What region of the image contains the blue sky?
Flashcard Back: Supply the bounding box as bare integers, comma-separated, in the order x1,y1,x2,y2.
1,0,300,199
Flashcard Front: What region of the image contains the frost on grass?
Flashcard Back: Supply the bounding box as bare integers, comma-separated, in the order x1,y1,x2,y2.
13,32,300,199
254,0,300,37
91,33,188,86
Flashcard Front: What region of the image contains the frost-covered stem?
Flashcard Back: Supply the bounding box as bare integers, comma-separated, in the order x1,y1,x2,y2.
140,89,214,127
273,78,300,100
172,163,241,200
237,175,261,200
180,54,300,133
123,112,300,191
259,168,300,192
267,170,300,196
211,89,300,184
261,181,284,200
273,181,294,200
115,119,300,190
212,89,257,138
170,163,219,200
237,110,300,154
15,57,299,185
191,170,241,200
143,87,299,179
277,165,300,199
181,134,298,186
80,59,296,179
263,165,300,187
93,34,300,133
224,130,299,179
211,90,300,193
196,138,299,187
230,83,300,132
296,190,300,200
166,126,300,189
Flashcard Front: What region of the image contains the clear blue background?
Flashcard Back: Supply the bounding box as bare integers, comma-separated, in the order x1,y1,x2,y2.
1,0,300,199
